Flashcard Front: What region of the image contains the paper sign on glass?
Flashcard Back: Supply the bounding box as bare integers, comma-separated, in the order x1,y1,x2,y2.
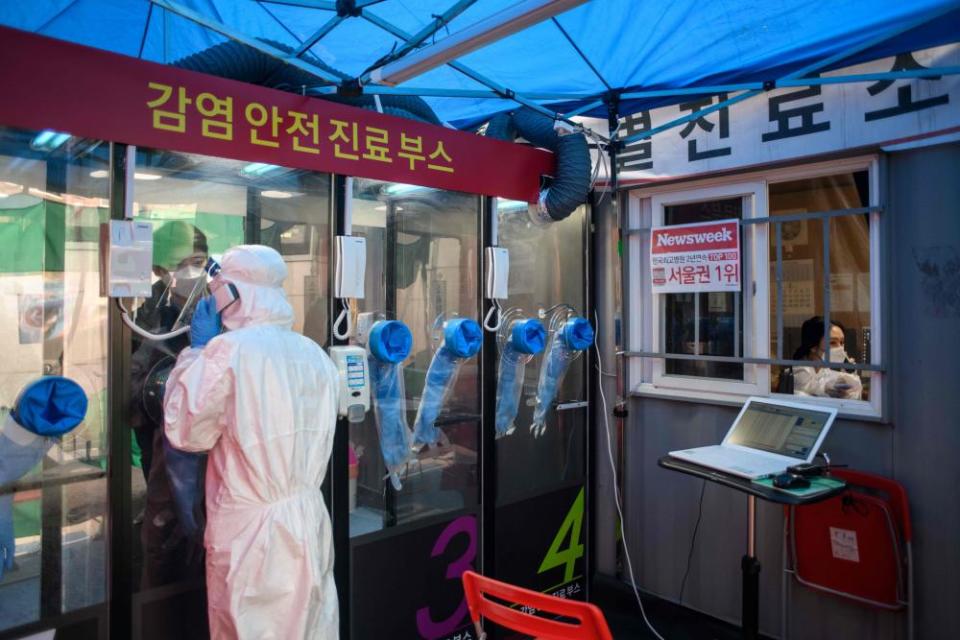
650,219,741,294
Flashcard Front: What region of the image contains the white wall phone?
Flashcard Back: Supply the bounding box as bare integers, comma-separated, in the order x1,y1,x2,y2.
333,235,367,340
335,235,367,300
483,246,510,331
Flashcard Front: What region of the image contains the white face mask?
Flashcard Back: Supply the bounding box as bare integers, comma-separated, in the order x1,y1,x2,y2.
828,346,848,363
171,265,205,299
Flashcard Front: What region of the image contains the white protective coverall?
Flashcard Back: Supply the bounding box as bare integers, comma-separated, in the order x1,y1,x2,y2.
793,365,863,400
164,245,340,639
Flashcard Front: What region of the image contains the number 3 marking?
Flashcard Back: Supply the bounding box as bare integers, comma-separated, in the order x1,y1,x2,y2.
416,515,477,639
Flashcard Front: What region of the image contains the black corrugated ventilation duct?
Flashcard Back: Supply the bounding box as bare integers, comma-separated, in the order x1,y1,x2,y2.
172,40,441,125
484,108,591,222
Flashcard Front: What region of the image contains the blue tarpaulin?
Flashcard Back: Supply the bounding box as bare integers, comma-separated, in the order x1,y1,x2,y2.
1,1,958,127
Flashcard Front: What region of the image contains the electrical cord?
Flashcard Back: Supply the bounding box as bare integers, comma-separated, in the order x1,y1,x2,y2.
333,299,353,340
593,311,666,640
679,480,706,606
116,298,191,341
483,300,503,332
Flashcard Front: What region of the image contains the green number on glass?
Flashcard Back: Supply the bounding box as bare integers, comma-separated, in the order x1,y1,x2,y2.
537,488,585,583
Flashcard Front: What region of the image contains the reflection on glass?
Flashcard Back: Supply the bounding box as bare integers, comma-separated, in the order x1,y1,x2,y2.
495,202,588,506
768,172,871,400
129,152,245,599
127,150,331,636
348,179,480,536
0,127,109,631
661,198,745,380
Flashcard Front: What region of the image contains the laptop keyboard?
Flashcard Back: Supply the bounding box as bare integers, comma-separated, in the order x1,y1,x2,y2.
673,447,789,477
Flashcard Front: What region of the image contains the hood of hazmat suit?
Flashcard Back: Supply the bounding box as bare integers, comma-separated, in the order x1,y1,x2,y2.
164,245,340,640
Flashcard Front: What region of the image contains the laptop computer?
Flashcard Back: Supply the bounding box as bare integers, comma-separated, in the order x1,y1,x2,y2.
668,397,838,479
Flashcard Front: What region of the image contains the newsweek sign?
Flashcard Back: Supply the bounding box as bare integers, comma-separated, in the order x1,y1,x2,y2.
650,220,740,293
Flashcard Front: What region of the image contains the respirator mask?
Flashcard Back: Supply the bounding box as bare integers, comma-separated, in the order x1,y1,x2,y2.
828,346,849,363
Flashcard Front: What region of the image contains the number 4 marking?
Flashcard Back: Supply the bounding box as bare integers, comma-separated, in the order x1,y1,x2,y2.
538,488,585,584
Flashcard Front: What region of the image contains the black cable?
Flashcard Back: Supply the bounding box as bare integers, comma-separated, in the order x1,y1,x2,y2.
679,480,706,606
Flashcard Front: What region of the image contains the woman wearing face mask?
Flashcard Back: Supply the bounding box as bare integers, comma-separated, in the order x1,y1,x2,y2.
787,316,862,400
128,221,211,591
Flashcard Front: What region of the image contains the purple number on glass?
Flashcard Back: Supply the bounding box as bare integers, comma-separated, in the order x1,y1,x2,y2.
415,515,477,639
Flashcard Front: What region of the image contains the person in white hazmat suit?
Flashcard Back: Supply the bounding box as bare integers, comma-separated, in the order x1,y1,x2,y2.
163,245,340,639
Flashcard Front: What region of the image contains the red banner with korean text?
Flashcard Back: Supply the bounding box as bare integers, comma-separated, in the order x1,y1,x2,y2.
650,219,741,293
0,27,554,202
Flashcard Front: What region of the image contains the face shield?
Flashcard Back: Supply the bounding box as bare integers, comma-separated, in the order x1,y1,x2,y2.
119,257,222,342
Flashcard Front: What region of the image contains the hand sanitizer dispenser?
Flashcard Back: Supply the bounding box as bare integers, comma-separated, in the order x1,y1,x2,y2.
329,346,370,423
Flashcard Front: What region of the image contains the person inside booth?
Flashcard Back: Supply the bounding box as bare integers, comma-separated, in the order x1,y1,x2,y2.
129,220,210,589
784,316,862,400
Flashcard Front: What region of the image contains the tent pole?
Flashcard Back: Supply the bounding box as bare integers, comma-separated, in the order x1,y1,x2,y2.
621,90,760,145
779,66,960,87
551,17,612,91
622,1,960,146
293,15,345,57
360,9,586,129
619,66,960,101
311,85,598,101
368,0,587,86
592,91,622,578
565,99,605,118
359,0,479,84
257,0,337,9
149,0,349,82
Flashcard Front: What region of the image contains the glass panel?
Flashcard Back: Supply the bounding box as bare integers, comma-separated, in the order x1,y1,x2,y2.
128,151,246,607
127,150,331,635
662,197,744,380
769,171,871,400
495,202,588,506
349,180,480,536
0,127,109,631
255,172,331,344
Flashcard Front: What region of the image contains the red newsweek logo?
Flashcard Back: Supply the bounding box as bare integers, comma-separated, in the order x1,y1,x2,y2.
651,222,739,254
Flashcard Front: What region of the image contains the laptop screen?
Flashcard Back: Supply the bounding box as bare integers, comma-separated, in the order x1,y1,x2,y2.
726,401,833,460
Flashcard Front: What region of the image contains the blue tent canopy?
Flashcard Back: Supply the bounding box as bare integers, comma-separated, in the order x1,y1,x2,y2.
1,0,958,129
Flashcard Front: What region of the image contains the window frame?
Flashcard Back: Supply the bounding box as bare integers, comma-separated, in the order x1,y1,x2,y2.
626,155,884,419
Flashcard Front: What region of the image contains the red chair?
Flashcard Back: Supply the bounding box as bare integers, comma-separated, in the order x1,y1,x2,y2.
784,469,913,639
461,571,613,640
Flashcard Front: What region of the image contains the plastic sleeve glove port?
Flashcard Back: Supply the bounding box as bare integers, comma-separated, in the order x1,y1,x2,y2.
190,296,222,348
0,494,14,579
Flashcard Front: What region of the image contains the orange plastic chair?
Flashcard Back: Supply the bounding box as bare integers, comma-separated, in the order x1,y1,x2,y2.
461,571,613,640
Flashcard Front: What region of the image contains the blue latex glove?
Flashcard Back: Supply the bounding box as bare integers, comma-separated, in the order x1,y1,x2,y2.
531,337,572,434
495,345,527,437
163,436,206,540
412,345,459,448
412,319,482,449
190,296,222,348
369,357,412,472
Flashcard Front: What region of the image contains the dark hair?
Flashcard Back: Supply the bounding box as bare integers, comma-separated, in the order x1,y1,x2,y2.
792,316,846,360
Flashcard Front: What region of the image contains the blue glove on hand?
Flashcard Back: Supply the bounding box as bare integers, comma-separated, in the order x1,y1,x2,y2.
190,296,222,348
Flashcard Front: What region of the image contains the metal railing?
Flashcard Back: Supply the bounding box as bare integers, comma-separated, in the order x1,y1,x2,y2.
625,204,884,374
